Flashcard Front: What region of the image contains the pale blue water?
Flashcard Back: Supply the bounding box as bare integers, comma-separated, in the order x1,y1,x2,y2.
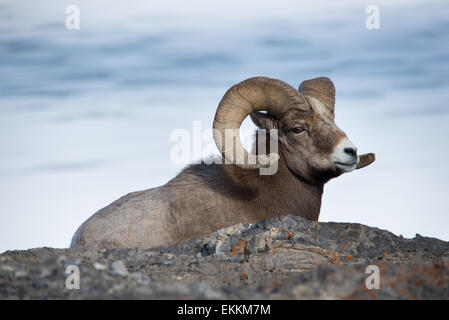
0,0,448,252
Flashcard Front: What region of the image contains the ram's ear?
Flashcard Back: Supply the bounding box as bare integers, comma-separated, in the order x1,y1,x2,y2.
250,112,278,130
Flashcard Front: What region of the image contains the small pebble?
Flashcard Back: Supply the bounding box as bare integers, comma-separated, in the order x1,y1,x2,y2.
93,262,107,271
14,270,28,278
1,265,15,272
111,260,128,276
56,255,67,266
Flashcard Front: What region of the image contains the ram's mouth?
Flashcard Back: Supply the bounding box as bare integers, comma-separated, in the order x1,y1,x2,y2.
334,161,357,173
334,161,357,166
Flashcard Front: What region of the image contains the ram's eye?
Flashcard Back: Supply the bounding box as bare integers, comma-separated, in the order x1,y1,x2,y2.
292,126,305,134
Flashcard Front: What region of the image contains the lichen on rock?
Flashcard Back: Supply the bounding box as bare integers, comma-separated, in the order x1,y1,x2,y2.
1,215,448,299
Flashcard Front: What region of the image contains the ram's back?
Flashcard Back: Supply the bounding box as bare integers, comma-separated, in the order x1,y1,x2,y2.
70,187,173,251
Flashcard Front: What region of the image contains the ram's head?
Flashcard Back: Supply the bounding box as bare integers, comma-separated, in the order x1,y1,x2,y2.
213,76,375,183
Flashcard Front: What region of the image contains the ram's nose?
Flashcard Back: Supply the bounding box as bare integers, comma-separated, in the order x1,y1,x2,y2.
344,147,357,159
331,138,359,173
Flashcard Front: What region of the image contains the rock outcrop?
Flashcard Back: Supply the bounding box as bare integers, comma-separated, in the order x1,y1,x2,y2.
1,215,448,299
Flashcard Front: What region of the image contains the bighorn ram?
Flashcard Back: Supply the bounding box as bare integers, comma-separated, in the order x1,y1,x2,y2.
71,77,375,251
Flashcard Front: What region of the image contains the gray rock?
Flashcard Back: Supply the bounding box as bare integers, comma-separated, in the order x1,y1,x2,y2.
1,215,448,299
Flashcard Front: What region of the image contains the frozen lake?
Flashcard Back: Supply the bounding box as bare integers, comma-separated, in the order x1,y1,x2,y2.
0,0,448,252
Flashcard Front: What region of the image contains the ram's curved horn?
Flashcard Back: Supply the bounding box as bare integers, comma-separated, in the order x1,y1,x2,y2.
213,77,310,169
356,153,376,169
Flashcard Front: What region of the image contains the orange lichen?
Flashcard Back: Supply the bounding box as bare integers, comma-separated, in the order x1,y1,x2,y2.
331,252,341,265
231,240,247,256
240,273,248,281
